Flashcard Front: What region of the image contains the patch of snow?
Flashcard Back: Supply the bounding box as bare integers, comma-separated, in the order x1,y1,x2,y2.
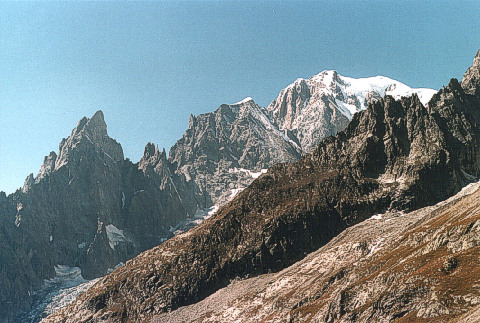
285,78,305,91
334,98,356,118
106,262,124,275
251,169,268,179
207,205,219,217
229,167,267,179
19,265,100,321
49,235,53,242
121,191,125,209
370,214,383,220
232,97,254,105
230,188,244,199
367,237,385,257
436,180,480,207
170,205,220,236
105,224,128,250
101,148,116,163
78,242,87,249
273,70,437,123
166,166,183,202
339,74,436,110
83,132,94,145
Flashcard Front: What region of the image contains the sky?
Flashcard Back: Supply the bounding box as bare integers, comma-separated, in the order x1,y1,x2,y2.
1,1,480,194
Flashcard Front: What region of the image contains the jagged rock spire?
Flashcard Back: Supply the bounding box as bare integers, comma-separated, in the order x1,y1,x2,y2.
35,151,57,183
462,49,480,96
55,110,123,171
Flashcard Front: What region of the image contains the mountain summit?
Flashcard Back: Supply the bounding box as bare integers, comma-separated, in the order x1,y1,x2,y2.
267,70,436,153
462,49,480,95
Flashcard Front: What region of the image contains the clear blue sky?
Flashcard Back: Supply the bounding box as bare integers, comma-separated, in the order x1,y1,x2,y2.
1,1,480,194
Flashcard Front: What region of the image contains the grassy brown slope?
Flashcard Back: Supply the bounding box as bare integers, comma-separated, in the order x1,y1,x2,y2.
294,186,480,322
152,183,480,322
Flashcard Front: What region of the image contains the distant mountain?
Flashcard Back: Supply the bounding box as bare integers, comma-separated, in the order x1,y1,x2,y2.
267,70,436,153
168,97,301,208
168,72,436,209
46,50,480,322
0,67,436,320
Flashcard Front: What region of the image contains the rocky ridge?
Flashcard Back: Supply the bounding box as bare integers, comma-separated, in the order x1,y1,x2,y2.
166,73,436,211
168,97,301,208
0,112,189,321
45,51,480,322
156,180,480,322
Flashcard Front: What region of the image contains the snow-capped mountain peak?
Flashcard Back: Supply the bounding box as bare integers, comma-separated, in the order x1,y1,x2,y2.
267,70,437,153
231,97,254,105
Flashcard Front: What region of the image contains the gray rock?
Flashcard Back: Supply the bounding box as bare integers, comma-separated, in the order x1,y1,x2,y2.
36,152,57,184
169,97,301,208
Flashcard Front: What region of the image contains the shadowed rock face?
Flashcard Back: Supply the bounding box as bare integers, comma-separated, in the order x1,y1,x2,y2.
0,112,189,321
45,51,480,322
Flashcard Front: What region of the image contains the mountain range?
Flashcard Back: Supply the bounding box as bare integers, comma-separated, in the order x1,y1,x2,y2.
2,55,464,322
43,49,480,322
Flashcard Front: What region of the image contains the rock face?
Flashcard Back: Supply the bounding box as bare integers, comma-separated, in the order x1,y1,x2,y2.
462,49,480,96
168,97,301,208
0,112,188,321
45,51,480,322
166,75,436,210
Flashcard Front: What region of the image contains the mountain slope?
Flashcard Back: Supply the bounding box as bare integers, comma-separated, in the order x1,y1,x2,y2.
168,97,301,208
0,70,435,321
46,50,480,322
155,181,480,322
167,72,436,211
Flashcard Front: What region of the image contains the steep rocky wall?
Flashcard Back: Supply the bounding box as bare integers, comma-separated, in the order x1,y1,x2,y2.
0,112,189,321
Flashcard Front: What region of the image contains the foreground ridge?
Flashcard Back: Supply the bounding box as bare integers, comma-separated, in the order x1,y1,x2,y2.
155,181,480,322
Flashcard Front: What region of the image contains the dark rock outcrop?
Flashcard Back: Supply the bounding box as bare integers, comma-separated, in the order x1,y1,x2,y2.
46,51,480,322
